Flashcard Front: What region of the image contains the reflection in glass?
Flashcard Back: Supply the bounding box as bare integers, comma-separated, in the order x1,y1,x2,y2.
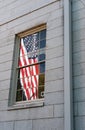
16,29,46,102
40,62,45,73
40,40,46,48
17,79,22,90
16,64,39,101
38,86,44,98
39,74,45,85
23,33,39,53
40,29,46,40
39,53,45,61
16,89,22,101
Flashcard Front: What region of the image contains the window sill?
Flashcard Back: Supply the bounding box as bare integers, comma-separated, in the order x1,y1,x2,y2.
8,98,44,110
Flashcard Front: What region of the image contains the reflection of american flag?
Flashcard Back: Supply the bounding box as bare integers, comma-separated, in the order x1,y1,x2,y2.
19,34,39,100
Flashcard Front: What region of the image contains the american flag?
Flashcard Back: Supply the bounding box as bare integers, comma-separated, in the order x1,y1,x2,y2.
19,33,39,100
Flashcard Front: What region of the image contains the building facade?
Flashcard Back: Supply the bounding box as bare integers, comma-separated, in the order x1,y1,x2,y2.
0,0,85,130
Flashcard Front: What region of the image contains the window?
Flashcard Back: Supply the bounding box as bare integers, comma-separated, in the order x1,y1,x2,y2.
9,24,46,106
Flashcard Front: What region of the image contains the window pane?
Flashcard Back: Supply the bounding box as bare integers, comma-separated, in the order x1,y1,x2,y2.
16,74,39,101
39,74,45,85
19,55,28,67
23,33,39,53
38,53,45,61
19,50,39,67
40,40,46,49
30,64,39,76
28,54,38,65
40,62,45,73
17,78,22,90
22,91,26,101
40,29,46,40
38,86,44,98
16,89,22,101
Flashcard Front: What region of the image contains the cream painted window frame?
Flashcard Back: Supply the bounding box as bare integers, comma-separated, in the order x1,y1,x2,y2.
8,24,46,110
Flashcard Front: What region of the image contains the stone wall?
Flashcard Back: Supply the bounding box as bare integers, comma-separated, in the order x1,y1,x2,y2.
0,0,64,130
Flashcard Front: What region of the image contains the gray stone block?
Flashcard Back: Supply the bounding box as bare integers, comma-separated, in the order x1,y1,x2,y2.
0,122,13,130
45,79,64,93
73,29,85,42
0,44,14,55
46,36,63,49
48,8,63,21
46,46,63,60
75,117,85,130
0,61,12,72
47,26,63,40
46,67,64,81
0,36,14,47
73,51,85,64
0,52,13,64
0,70,11,81
74,88,85,102
73,75,85,88
72,1,84,12
0,79,10,91
54,104,64,117
45,91,64,105
33,118,64,130
28,105,53,119
73,39,85,53
73,18,85,31
73,8,85,21
0,109,28,122
0,89,9,101
78,102,85,116
46,56,63,70
15,109,30,120
73,63,85,76
47,16,63,30
0,100,8,111
14,120,32,130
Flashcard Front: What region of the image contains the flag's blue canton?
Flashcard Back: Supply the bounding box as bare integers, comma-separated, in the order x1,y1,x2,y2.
23,33,39,58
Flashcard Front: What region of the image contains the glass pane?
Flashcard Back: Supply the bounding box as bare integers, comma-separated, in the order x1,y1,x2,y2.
30,64,39,76
16,89,22,101
40,62,45,73
19,68,28,79
40,40,46,49
30,85,38,100
38,86,44,98
19,55,28,67
23,33,39,53
39,74,45,85
28,53,38,65
17,78,22,90
19,52,39,67
38,53,45,61
18,65,39,79
22,91,26,101
17,75,39,100
40,29,46,40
